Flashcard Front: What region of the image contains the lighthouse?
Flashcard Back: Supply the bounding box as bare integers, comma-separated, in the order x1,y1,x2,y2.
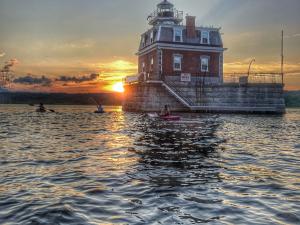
137,0,225,84
123,0,285,114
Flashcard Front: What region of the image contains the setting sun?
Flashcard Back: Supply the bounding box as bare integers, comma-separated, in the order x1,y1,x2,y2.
112,82,124,93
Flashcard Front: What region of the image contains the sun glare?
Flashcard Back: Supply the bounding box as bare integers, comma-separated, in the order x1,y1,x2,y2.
112,82,124,93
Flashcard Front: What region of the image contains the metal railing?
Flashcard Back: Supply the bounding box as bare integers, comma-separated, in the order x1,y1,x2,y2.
147,9,183,24
223,73,283,85
124,75,139,84
164,80,194,106
124,72,158,85
0,71,12,89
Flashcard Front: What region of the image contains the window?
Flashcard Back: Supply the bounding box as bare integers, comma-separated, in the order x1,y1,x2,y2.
142,36,145,47
142,62,145,72
150,31,154,43
150,58,154,71
173,55,182,71
174,28,182,42
143,34,148,47
201,31,210,44
201,57,209,72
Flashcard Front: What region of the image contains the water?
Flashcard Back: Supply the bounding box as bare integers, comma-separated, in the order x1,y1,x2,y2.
0,105,299,225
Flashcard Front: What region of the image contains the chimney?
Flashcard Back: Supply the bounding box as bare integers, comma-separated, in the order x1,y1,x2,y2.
186,16,196,39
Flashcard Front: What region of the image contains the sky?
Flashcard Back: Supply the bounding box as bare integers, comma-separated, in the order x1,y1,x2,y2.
0,0,300,93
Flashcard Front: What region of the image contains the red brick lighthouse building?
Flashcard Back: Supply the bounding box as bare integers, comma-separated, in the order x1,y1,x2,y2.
138,0,225,84
123,0,285,113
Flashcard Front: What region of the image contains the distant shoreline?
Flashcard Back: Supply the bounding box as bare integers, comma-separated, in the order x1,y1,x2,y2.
284,91,300,108
1,91,300,108
0,92,123,106
0,103,123,106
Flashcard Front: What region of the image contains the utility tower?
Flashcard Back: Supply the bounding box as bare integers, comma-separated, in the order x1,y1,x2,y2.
0,69,12,90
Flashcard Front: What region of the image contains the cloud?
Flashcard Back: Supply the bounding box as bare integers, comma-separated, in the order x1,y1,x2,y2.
224,60,300,74
13,75,52,86
0,52,5,57
96,60,137,73
92,60,137,81
1,59,18,72
55,73,100,83
12,73,102,91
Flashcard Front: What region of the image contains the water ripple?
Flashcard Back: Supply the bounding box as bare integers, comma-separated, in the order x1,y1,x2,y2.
0,105,299,224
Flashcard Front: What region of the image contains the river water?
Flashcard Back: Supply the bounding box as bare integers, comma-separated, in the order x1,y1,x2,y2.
0,105,299,225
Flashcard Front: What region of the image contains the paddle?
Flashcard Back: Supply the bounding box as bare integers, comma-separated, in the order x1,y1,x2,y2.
89,97,100,106
29,104,55,113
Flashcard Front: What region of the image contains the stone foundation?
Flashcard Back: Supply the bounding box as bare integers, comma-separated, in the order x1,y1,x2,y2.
123,82,286,114
123,82,188,112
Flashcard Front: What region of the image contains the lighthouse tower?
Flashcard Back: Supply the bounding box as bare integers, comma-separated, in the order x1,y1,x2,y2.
147,0,183,26
137,0,225,83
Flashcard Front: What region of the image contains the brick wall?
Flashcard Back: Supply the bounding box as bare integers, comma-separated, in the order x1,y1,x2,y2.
162,49,220,77
138,50,158,80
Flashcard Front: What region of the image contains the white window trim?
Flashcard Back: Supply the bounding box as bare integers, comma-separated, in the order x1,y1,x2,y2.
157,26,162,42
201,30,210,45
150,57,154,71
200,56,210,72
142,36,145,47
142,35,146,47
173,54,182,71
173,28,183,42
150,31,154,43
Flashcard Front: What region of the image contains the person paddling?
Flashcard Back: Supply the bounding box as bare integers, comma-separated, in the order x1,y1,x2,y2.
97,104,104,113
37,103,46,112
160,105,171,117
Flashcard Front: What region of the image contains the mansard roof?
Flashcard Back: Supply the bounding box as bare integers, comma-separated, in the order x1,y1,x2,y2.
139,25,223,51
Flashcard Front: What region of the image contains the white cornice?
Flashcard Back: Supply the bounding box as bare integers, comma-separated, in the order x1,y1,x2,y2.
158,24,220,31
137,43,226,56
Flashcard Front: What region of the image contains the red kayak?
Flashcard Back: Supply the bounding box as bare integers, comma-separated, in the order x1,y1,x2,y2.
160,115,181,121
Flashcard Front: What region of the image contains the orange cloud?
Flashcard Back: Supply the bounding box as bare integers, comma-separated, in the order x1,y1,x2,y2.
10,59,138,93
224,60,300,74
94,60,137,80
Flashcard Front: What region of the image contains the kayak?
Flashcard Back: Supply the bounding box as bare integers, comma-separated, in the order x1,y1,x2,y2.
148,113,181,121
148,113,159,118
36,109,55,113
160,115,181,121
94,111,105,114
36,109,46,113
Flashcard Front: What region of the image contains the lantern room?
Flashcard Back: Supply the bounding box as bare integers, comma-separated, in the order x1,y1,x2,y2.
147,0,183,26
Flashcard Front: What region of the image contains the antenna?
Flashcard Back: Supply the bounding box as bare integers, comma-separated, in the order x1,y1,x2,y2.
281,30,284,85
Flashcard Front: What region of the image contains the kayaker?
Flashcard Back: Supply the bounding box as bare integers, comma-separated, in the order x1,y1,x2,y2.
160,105,170,117
97,104,104,113
38,103,46,112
